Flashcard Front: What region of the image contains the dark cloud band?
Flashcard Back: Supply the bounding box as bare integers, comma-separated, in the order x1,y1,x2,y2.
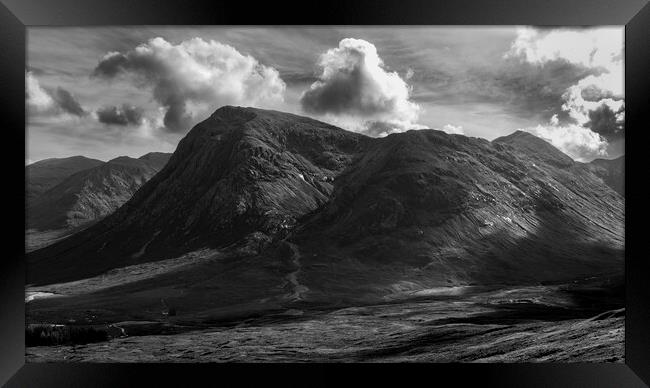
585,104,624,141
97,104,144,126
52,87,86,116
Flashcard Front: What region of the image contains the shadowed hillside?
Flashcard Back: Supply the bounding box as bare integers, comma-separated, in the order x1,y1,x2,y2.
26,156,104,201
28,108,623,304
27,153,171,231
585,156,624,196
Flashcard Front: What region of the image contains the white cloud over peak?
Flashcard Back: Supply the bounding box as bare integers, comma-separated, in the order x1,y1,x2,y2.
93,37,287,132
508,27,624,161
525,116,608,162
562,84,624,129
300,38,422,136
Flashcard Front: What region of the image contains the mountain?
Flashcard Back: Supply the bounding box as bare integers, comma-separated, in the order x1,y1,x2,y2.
586,156,624,196
274,129,623,302
27,107,623,303
137,152,174,170
28,107,366,284
26,156,104,200
492,130,574,168
27,152,171,232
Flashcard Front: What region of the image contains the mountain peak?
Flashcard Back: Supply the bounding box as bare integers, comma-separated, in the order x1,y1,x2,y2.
207,105,259,122
28,108,623,295
107,156,140,166
28,155,102,167
28,108,368,284
495,130,541,142
138,151,170,160
493,130,574,168
28,153,170,232
138,152,172,170
26,156,105,200
108,155,135,162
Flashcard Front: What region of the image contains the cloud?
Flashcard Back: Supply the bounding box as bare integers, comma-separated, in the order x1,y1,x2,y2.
52,87,86,116
442,124,464,135
525,116,608,161
26,71,87,117
92,37,286,132
300,38,421,135
561,83,624,140
585,104,624,141
495,58,599,119
507,27,622,70
26,71,54,112
364,120,409,137
97,104,144,126
508,27,624,160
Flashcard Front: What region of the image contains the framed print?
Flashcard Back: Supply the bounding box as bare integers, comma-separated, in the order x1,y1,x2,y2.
1,0,649,386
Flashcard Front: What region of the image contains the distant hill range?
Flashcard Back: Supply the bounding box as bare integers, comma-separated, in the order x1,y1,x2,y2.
26,156,104,200
27,152,171,232
28,107,624,304
585,156,624,196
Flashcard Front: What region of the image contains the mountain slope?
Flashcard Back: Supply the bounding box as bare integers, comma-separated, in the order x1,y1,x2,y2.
585,156,624,196
492,130,574,168
28,107,367,284
282,129,623,302
27,153,171,232
138,152,174,170
27,108,623,299
26,156,104,200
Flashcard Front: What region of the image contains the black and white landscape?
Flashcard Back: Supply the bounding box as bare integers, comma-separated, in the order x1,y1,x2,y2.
25,27,624,362
26,152,171,251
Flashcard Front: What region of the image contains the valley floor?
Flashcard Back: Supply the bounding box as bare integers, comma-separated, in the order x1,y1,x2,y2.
25,247,624,363
26,288,624,363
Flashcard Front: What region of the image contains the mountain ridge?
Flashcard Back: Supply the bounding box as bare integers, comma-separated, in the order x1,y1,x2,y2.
26,156,104,201
586,155,624,196
28,106,368,283
27,152,171,232
28,107,624,298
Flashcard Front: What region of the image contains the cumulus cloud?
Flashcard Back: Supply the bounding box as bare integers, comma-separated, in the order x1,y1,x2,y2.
364,120,410,137
525,116,608,161
507,27,624,160
507,27,622,70
97,104,144,126
26,71,87,117
92,37,286,132
561,83,624,140
300,38,422,135
585,104,624,140
26,71,54,112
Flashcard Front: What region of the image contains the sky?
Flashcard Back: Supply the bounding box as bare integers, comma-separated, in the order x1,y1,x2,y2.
26,26,624,164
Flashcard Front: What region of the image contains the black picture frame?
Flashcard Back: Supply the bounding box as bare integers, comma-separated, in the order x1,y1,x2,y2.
1,0,649,386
